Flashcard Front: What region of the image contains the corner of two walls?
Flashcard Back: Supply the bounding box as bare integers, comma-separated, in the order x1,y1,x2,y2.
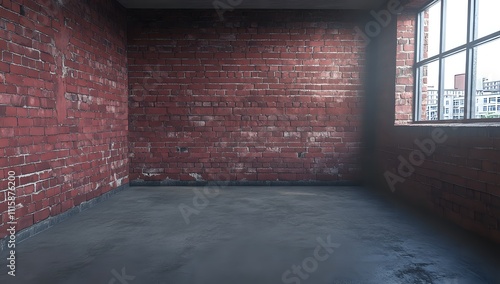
1,4,369,240
3,0,497,245
368,9,500,243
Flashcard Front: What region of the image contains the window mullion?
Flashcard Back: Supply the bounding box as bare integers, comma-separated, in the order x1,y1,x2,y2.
438,0,446,120
413,0,500,123
464,0,472,119
440,0,446,54
438,59,444,120
414,12,423,122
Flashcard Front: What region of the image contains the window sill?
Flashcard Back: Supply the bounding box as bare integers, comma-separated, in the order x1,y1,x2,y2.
396,120,500,127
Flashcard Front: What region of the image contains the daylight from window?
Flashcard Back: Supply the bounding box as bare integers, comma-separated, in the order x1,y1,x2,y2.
416,0,500,121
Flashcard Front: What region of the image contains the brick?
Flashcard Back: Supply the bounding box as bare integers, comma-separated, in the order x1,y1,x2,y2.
0,105,6,116
128,11,364,183
0,0,128,234
3,9,371,237
17,214,33,231
34,208,50,223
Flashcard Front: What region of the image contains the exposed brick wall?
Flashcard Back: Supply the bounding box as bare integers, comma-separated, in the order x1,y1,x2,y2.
368,8,500,243
128,10,365,184
394,12,415,124
0,0,128,238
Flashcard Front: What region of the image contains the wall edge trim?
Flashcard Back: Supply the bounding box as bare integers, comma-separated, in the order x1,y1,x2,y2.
0,183,130,253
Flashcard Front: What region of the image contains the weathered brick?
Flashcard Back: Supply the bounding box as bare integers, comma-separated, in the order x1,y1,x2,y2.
128,10,364,183
0,0,128,231
373,12,500,244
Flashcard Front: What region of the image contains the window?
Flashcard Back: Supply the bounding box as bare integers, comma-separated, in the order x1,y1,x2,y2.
415,0,500,121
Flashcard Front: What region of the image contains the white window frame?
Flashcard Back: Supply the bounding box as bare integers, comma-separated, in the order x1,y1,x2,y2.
414,0,500,122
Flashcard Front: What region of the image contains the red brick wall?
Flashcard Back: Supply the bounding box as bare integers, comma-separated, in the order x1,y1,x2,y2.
394,13,415,124
0,0,128,238
369,9,500,243
128,10,365,184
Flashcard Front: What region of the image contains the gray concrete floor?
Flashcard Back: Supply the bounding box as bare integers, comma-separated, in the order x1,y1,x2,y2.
1,186,500,284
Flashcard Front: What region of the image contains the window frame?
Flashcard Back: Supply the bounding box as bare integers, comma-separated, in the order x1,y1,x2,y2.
413,0,500,123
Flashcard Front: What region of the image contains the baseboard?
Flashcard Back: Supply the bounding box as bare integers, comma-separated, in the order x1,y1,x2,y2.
0,183,130,253
130,179,361,186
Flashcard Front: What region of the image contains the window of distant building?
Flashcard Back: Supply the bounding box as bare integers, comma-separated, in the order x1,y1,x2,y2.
413,0,500,122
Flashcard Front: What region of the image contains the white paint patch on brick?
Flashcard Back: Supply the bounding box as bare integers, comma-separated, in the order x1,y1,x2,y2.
189,173,205,181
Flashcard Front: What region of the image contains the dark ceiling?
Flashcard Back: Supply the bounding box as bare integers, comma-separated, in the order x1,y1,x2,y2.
116,0,389,9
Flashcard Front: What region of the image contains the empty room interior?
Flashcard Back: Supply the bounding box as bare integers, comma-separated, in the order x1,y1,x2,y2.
1,0,500,283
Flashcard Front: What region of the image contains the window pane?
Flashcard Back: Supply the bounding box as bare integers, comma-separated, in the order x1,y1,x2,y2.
419,60,440,121
472,38,500,119
444,0,468,51
413,0,499,122
421,1,441,59
443,51,466,120
476,0,500,39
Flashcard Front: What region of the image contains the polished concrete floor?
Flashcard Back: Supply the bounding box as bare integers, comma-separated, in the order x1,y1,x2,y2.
1,186,499,284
